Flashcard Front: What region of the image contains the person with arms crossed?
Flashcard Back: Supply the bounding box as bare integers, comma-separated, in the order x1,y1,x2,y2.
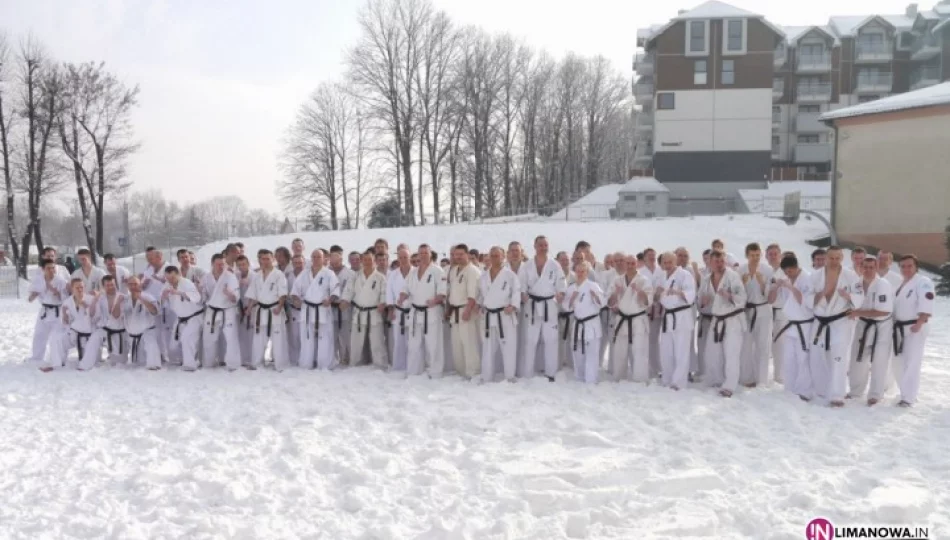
891,254,934,407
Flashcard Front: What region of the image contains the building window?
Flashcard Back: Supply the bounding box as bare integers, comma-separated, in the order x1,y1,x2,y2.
624,194,638,202
689,21,707,53
645,212,656,218
645,195,656,203
722,60,735,85
657,92,675,110
726,20,744,52
797,134,819,143
772,135,780,146
799,104,820,113
694,60,707,85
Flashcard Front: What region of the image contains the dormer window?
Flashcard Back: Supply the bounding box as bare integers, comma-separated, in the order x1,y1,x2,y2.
724,19,747,54
687,20,710,55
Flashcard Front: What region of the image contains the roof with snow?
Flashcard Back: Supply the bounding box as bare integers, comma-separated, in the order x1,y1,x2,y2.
618,177,669,193
934,16,950,32
820,81,950,122
782,25,837,44
827,13,914,36
672,0,760,20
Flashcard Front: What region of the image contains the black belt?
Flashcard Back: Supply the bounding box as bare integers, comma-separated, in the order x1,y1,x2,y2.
41,303,61,320
331,302,343,329
662,305,692,333
175,309,206,340
207,305,226,334
696,313,713,338
613,310,647,344
711,309,744,343
352,302,376,333
745,302,770,331
892,319,918,356
484,307,506,339
304,300,323,339
395,306,410,335
528,294,555,324
775,318,814,351
812,310,852,351
856,317,887,362
105,327,125,354
412,304,429,336
448,304,467,325
256,302,279,337
72,329,92,360
559,312,572,340
128,327,155,362
572,313,600,354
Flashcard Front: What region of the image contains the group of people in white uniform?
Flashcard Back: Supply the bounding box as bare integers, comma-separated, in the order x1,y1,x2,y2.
27,236,935,407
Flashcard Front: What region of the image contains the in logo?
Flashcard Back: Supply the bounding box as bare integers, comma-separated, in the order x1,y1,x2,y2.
806,517,834,540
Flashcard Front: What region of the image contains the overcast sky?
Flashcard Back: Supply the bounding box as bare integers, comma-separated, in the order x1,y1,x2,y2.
2,0,913,214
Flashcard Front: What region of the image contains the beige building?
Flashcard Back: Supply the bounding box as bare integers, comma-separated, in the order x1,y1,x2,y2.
820,81,950,265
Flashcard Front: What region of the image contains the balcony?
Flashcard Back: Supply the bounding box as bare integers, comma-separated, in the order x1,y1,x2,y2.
771,143,781,159
796,82,833,103
774,46,787,68
634,81,654,102
634,51,654,76
772,79,784,100
796,52,832,73
772,110,782,126
910,65,940,91
636,112,654,131
794,143,832,164
795,112,826,132
855,41,894,63
855,71,893,93
911,32,941,61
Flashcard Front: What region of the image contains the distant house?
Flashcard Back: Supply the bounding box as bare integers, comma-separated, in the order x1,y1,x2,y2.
280,218,296,234
615,177,670,219
820,81,950,266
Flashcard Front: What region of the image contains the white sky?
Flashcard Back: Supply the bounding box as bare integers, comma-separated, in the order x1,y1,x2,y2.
2,0,914,214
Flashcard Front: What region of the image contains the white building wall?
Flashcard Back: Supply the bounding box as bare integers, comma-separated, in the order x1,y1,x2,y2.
656,89,771,153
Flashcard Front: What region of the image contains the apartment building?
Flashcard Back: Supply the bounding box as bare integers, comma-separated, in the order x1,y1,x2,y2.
634,0,950,180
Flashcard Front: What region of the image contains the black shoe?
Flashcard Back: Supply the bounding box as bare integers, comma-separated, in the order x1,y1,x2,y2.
546,376,555,383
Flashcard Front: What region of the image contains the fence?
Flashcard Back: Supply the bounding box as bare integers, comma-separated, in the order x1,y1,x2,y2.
0,266,21,299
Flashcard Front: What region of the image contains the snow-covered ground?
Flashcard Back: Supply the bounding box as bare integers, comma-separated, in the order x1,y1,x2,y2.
3,216,948,539
738,181,831,215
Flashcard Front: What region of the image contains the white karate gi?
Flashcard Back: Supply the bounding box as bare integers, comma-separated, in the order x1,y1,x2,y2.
595,267,617,366
775,272,815,398
479,266,521,382
507,262,528,377
295,267,338,370
332,267,356,365
124,293,162,369
108,266,132,294
658,267,697,389
246,268,290,371
892,273,935,405
559,270,576,370
641,265,664,378
78,292,129,370
285,270,304,367
164,278,204,370
387,267,412,372
344,268,388,368
696,270,714,380
50,294,96,369
236,270,254,367
847,276,893,399
738,263,774,386
448,263,481,378
201,270,242,370
564,280,604,384
142,264,173,358
608,272,653,382
72,266,107,293
699,268,747,394
403,264,447,377
810,267,863,402
28,275,69,364
769,267,788,383
520,258,566,379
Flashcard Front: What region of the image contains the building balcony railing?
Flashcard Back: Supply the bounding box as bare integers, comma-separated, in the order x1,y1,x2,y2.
794,143,832,164
910,65,940,91
796,82,833,102
855,72,893,93
634,82,654,102
911,32,941,61
795,112,826,132
796,52,832,72
774,46,787,68
773,79,784,100
772,111,782,125
634,51,654,76
855,41,894,62
635,112,654,131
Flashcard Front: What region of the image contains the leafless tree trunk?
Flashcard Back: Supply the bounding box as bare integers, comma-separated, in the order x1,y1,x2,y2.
495,36,529,215
0,32,21,274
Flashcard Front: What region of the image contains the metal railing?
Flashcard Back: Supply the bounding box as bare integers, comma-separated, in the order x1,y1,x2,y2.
797,52,832,71
855,40,893,61
855,71,893,91
911,32,940,59
911,65,940,89
796,82,833,101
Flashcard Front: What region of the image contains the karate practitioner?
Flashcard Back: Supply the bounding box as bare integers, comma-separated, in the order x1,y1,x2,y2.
507,242,528,376
556,251,574,369
235,255,254,367
387,247,413,372
28,259,69,364
810,246,863,407
657,252,697,390
479,246,521,383
641,248,663,378
201,254,242,371
177,248,205,284
104,254,131,294
845,255,893,404
563,261,604,384
43,278,95,372
769,255,815,400
123,277,162,370
399,244,447,378
608,254,653,383
330,249,356,365
766,243,786,384
675,247,702,378
342,249,388,369
739,243,774,387
520,236,567,381
293,249,339,370
162,266,205,371
447,244,481,379
40,246,72,280
244,249,290,371
285,254,306,367
71,248,106,293
876,250,902,289
141,247,173,360
698,250,747,397
78,275,128,370
811,249,827,270
891,255,934,407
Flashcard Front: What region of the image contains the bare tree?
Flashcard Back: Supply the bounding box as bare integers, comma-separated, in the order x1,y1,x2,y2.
58,62,139,262
518,52,554,210
0,32,20,273
494,35,530,215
